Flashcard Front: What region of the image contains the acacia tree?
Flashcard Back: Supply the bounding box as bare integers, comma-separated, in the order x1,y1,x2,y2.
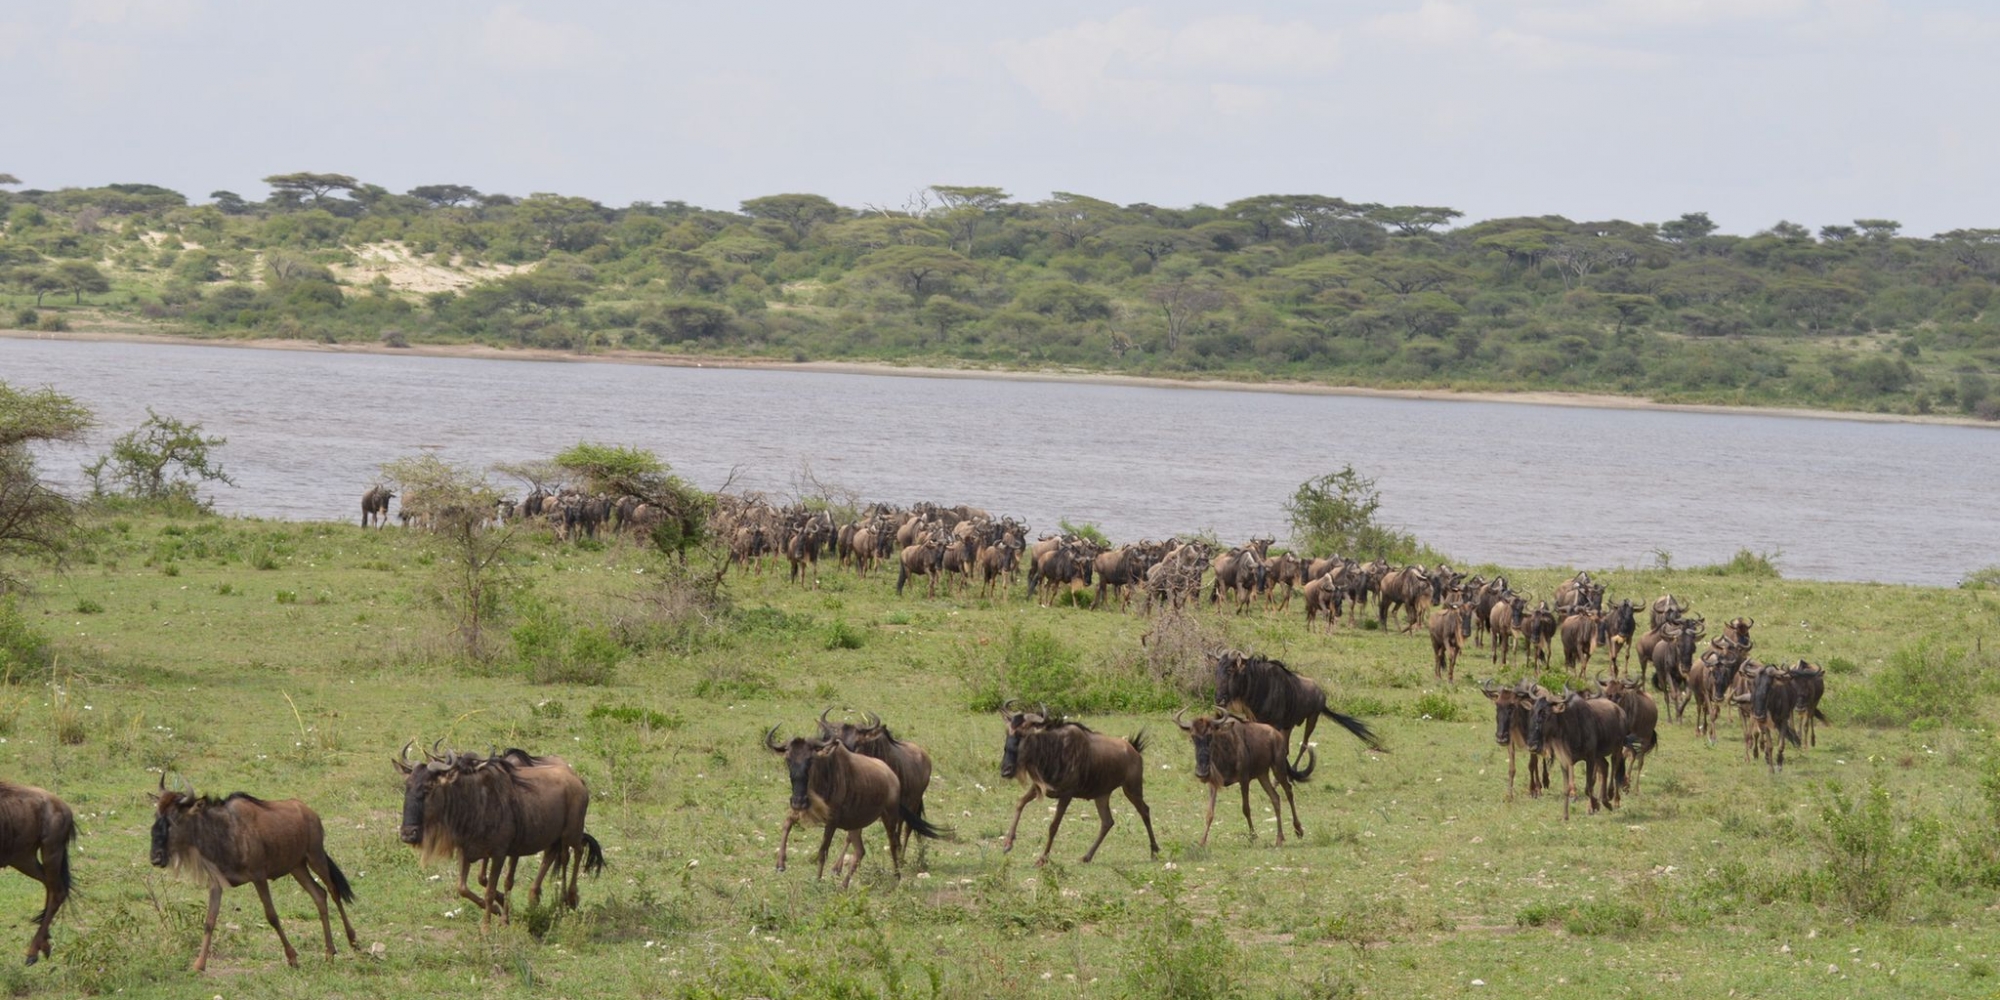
1147,261,1230,352
383,454,513,661
0,383,91,591
1284,465,1424,563
551,442,713,561
83,409,234,509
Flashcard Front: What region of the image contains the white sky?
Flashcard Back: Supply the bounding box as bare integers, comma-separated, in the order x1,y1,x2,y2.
4,0,1995,235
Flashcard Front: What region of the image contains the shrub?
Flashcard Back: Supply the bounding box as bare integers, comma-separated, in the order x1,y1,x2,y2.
0,599,50,676
514,600,621,686
963,623,1180,714
1961,565,2000,590
824,620,865,650
1411,691,1460,722
1841,641,1998,727
1694,547,1782,578
73,597,103,615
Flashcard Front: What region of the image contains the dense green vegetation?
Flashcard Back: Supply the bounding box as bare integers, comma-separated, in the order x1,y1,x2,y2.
0,498,1997,996
5,174,2000,418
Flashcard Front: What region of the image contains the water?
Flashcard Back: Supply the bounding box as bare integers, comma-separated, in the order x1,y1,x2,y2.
4,336,1995,586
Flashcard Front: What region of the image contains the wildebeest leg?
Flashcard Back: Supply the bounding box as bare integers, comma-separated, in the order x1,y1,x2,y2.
289,866,337,959
194,883,224,972
454,857,493,913
252,878,301,968
1560,759,1576,822
14,853,52,964
525,850,558,909
1199,784,1219,848
884,817,905,880
1279,773,1303,839
1256,774,1289,844
1040,796,1079,865
1504,743,1517,802
815,823,840,881
1002,786,1042,853
1238,781,1258,841
776,810,799,871
1076,796,1116,864
1291,718,1317,771
839,830,865,889
1125,783,1160,857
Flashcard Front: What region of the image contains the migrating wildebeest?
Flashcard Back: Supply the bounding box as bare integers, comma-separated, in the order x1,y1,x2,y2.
816,710,935,859
149,777,358,973
1787,660,1828,747
1524,689,1629,821
1559,608,1603,676
360,485,394,528
1377,564,1432,633
1479,680,1548,801
1210,651,1387,767
1601,599,1639,676
394,744,605,930
1429,599,1468,683
997,703,1159,866
1173,709,1315,847
1733,662,1804,772
1595,674,1658,787
767,726,943,887
0,782,75,965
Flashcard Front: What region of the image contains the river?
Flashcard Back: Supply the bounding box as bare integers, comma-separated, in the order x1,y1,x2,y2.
3,336,1994,586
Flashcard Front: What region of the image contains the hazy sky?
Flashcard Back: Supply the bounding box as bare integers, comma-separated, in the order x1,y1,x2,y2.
4,0,1994,235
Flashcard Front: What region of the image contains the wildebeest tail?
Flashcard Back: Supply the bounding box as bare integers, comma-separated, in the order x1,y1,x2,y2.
901,805,948,841
1286,746,1318,783
895,563,911,595
1127,730,1149,754
1322,708,1387,752
1775,709,1802,748
324,854,358,904
1810,706,1830,723
582,833,607,876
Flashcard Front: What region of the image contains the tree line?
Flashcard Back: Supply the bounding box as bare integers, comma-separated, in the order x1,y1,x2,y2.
3,172,1998,418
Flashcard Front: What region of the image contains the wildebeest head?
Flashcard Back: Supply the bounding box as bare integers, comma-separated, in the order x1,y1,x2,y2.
1524,689,1574,753
393,740,468,846
997,702,1050,779
1172,708,1231,780
149,773,201,868
1479,681,1527,747
766,727,828,812
1209,650,1245,708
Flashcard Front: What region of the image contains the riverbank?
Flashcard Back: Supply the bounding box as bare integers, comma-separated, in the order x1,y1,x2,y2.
6,325,1995,430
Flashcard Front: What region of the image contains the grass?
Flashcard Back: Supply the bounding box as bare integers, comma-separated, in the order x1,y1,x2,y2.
0,512,1998,997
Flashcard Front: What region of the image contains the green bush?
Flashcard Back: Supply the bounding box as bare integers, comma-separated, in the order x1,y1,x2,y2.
1694,547,1782,578
963,623,1179,714
0,599,51,676
1841,641,1997,727
514,600,621,686
824,620,866,650
1410,690,1461,722
1961,565,2000,590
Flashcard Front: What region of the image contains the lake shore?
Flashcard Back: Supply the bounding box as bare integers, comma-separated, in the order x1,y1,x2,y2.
6,325,1993,429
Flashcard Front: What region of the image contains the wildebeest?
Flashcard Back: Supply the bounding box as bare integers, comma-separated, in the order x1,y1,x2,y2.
997,704,1159,865
1302,569,1349,633
1208,545,1267,612
1093,545,1156,611
1595,675,1658,787
1687,637,1745,746
1559,609,1603,676
1647,618,1702,721
895,535,947,598
360,486,394,528
394,745,604,930
767,728,942,887
1787,660,1828,747
1173,709,1315,846
1488,595,1523,667
1478,681,1548,801
1520,601,1559,668
1377,565,1432,633
0,782,75,965
1601,599,1639,676
1733,662,1802,772
1210,651,1387,768
1525,689,1629,821
1553,571,1603,613
817,710,935,859
1429,600,1466,683
149,778,358,973
1648,593,1687,632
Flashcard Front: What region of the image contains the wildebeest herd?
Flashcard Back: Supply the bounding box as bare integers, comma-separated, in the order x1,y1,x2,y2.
0,489,1827,971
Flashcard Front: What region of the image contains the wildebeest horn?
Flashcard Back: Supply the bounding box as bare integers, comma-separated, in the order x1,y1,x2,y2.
157,771,166,792
862,710,882,730
428,737,446,762
765,725,786,752
400,740,415,764
1036,703,1049,720
1173,707,1192,731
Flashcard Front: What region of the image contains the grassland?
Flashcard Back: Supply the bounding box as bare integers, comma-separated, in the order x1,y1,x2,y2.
1,514,1998,999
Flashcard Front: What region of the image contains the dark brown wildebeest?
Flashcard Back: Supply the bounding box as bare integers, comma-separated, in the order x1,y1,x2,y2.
976,535,1024,598
1601,599,1639,676
786,512,833,587
1302,570,1348,633
1787,660,1828,747
766,728,942,887
1173,709,1315,846
817,711,936,859
1559,609,1603,676
1093,545,1155,611
1478,680,1548,801
1261,552,1305,611
1724,616,1755,654
1595,675,1658,787
1429,600,1467,683
998,704,1159,865
1031,538,1097,607
1647,618,1703,721
150,779,358,973
1732,662,1802,772
895,535,948,598
1377,565,1432,633
1553,571,1603,614
0,782,74,965
1210,651,1387,768
395,746,604,931
1648,593,1687,632
1469,575,1509,648
1521,601,1559,668
360,486,394,528
1208,546,1266,612
1687,637,1745,746
1525,689,1629,821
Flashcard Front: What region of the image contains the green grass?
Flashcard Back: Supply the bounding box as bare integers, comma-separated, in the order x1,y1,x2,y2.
1,513,1998,997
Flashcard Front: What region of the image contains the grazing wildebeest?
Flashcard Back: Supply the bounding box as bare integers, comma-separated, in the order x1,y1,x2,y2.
1525,689,1629,821
0,782,74,965
394,746,604,931
817,710,935,859
1173,709,1315,846
1787,660,1828,747
1595,675,1658,787
1377,565,1432,633
1732,662,1802,772
997,705,1159,866
1559,609,1603,676
766,728,941,887
149,779,358,973
1429,600,1467,683
1479,681,1548,801
1210,651,1387,768
360,486,394,528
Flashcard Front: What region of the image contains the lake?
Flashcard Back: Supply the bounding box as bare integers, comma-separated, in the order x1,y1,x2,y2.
4,335,1994,586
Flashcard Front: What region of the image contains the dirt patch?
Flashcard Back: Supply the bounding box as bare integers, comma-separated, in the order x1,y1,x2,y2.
330,242,528,296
